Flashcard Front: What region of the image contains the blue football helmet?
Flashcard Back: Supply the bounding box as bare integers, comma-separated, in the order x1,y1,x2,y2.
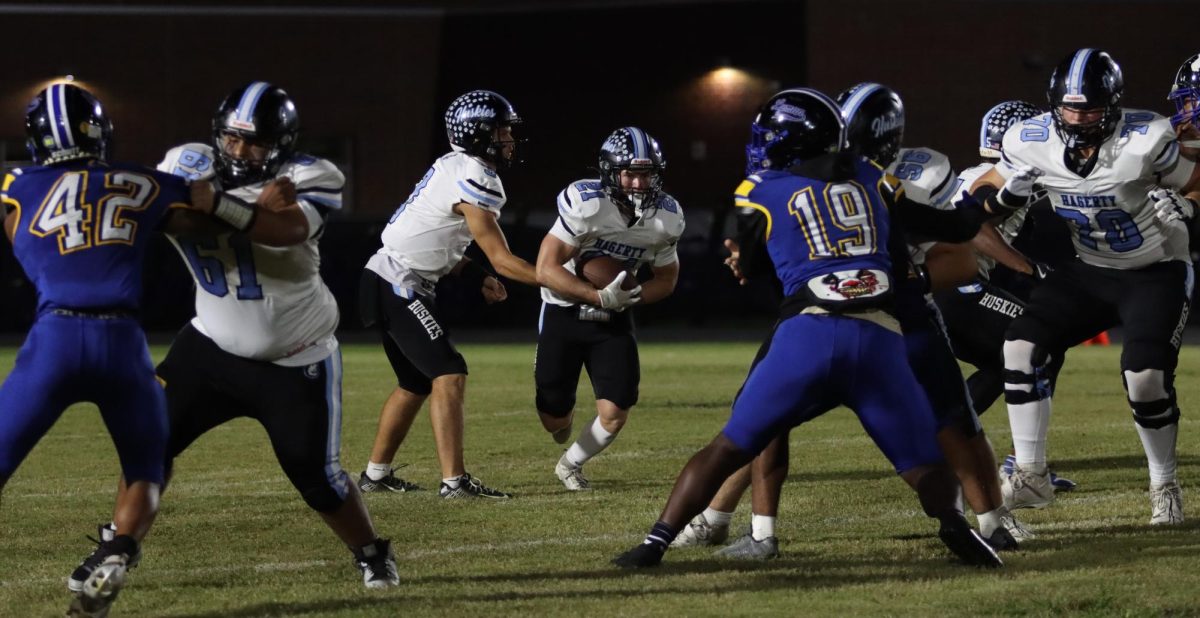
979,100,1042,158
1046,48,1124,150
836,82,905,168
598,127,666,215
1168,53,1200,134
25,83,112,165
745,88,845,174
212,81,299,188
445,90,522,168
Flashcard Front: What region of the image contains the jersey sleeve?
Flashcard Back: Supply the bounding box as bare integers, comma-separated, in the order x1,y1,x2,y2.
888,148,958,210
286,156,345,239
455,157,507,214
1139,116,1190,187
2,170,22,216
651,194,685,267
548,180,602,246
995,114,1046,180
157,143,218,181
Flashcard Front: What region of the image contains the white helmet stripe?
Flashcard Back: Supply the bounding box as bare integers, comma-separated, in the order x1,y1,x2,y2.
839,82,883,127
235,81,271,123
56,84,75,148
627,126,647,159
45,84,65,150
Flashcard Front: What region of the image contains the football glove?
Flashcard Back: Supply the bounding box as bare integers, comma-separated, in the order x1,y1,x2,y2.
1003,165,1045,199
597,271,641,312
1149,188,1196,225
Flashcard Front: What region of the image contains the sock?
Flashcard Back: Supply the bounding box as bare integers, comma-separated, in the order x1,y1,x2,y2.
1007,399,1050,472
365,462,392,481
976,508,1003,538
442,475,464,489
751,513,775,541
1136,421,1179,485
702,507,733,528
643,521,675,550
108,534,139,558
564,417,617,468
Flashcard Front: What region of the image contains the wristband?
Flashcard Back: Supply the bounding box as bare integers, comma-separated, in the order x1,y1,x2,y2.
213,191,257,232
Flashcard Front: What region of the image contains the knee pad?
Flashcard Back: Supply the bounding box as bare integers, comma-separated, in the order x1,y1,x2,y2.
536,389,576,418
1124,369,1180,429
1002,339,1053,405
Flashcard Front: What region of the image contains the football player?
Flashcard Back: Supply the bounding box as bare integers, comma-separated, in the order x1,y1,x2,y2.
612,89,1001,569
534,127,684,491
0,84,271,616
933,100,1077,492
970,49,1200,524
673,84,1032,558
72,82,400,590
358,90,538,499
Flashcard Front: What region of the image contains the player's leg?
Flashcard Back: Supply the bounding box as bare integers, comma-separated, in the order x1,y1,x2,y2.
360,331,429,493
535,303,586,443
1113,261,1191,524
558,319,639,489
251,348,398,588
715,433,787,560
934,282,1021,414
614,315,834,568
671,464,747,548
846,320,1000,567
1002,261,1112,508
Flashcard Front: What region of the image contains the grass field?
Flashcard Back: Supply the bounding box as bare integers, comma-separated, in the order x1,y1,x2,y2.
1,341,1199,617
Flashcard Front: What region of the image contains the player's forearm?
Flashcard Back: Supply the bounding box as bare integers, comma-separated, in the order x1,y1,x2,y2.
923,245,979,291
247,207,309,247
491,252,538,286
638,275,676,305
970,223,1032,275
537,263,601,306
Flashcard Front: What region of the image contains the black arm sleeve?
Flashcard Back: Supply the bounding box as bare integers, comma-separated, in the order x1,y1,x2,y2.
734,208,772,279
892,195,985,243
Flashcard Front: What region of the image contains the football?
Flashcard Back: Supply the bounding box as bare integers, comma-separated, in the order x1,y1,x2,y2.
578,255,637,290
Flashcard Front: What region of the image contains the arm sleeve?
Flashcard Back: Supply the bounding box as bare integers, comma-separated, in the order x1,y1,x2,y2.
893,195,984,243
735,207,772,279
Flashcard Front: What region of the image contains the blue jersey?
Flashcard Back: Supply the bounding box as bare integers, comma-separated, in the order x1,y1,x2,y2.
734,158,896,305
2,159,190,314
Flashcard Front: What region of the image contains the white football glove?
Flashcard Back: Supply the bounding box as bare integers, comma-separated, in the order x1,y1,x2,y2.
1149,188,1196,225
596,271,642,312
1001,164,1045,199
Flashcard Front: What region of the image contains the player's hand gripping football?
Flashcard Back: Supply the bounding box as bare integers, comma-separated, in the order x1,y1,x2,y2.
258,178,297,212
597,271,641,312
481,276,507,304
1001,164,1044,199
723,238,747,285
1148,188,1196,225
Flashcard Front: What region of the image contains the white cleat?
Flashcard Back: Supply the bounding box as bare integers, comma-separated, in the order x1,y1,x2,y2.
66,554,128,618
1001,465,1055,510
671,513,730,548
1150,481,1184,525
555,455,590,491
999,506,1036,541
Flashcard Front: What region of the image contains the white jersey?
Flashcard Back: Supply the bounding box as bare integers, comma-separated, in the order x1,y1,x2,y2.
159,144,342,366
956,162,1028,279
997,109,1189,270
542,179,685,307
886,147,958,266
366,151,505,296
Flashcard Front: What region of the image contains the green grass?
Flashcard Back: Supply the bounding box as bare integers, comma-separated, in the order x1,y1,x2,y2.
1,342,1199,617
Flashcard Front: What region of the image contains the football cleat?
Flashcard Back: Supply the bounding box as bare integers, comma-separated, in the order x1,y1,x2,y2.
714,533,779,560
353,538,400,588
439,472,512,499
68,525,140,594
66,554,128,618
671,513,730,548
1150,481,1184,525
555,455,591,491
612,543,665,569
358,468,423,493
1001,464,1055,510
984,526,1020,552
938,514,1004,568
1000,507,1036,542
1002,455,1076,491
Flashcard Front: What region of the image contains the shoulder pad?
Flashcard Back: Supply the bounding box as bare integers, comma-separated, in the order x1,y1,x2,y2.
657,192,682,216
282,155,345,192
889,147,956,207
157,143,217,180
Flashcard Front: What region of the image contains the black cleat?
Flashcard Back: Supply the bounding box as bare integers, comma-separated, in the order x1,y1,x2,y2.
938,516,1004,568
985,526,1020,552
358,469,423,493
612,543,665,569
68,525,141,594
